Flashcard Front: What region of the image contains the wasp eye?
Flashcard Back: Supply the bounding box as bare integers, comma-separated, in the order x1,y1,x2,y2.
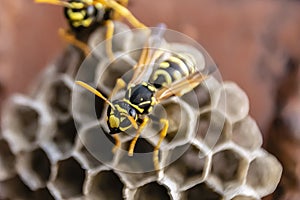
129,108,136,117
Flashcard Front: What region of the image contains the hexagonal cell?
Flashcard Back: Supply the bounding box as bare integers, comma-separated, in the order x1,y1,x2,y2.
2,95,43,152
95,55,135,92
16,148,51,190
115,138,157,173
181,182,222,200
133,181,171,200
246,153,282,197
40,75,73,120
74,136,103,170
42,118,77,161
88,21,132,59
49,157,85,199
72,82,106,125
211,149,247,189
32,188,55,200
84,170,124,199
213,82,249,124
76,122,115,167
148,99,198,149
0,139,16,180
0,176,33,199
165,144,208,190
196,109,230,148
232,116,262,151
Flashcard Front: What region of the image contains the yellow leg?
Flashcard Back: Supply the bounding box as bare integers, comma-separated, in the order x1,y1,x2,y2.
109,78,127,99
58,28,90,56
153,118,169,171
128,116,149,156
112,134,121,153
95,0,147,28
105,20,115,61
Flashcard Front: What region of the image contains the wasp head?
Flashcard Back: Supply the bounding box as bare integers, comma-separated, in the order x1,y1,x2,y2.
107,100,138,134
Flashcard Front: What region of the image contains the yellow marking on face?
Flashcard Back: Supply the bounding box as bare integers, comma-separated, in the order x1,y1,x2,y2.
68,10,85,21
159,62,170,69
169,56,189,76
115,105,127,114
109,115,120,128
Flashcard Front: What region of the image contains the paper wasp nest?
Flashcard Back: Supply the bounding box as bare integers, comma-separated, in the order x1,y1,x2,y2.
0,22,282,200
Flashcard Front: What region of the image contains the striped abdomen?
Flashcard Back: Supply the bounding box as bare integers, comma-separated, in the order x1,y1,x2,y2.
150,54,196,89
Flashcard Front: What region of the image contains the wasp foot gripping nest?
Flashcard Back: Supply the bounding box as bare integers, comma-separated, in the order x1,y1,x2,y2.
1,21,282,200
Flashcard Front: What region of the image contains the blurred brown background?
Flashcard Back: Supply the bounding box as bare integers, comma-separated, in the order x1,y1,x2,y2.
1,0,300,199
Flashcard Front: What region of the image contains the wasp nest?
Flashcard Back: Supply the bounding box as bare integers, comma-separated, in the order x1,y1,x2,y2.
1,21,282,200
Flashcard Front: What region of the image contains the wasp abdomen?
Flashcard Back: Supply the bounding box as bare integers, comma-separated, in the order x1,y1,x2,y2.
150,54,196,89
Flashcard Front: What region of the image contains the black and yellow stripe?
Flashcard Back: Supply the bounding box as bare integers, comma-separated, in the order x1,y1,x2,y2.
150,53,196,88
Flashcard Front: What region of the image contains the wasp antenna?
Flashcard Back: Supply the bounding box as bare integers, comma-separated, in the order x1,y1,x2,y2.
75,81,115,109
35,0,73,8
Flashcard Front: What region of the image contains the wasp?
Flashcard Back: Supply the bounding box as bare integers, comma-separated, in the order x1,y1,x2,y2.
76,26,209,171
35,0,146,58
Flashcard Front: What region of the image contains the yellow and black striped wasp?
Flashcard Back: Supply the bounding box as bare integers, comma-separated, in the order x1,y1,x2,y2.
76,25,209,171
35,0,146,58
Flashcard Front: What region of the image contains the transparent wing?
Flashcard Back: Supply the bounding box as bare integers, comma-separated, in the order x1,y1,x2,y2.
129,24,167,86
154,72,208,103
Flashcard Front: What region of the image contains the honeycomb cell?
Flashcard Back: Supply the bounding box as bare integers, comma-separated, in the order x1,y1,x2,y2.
49,157,85,199
74,136,103,170
2,95,43,152
213,82,249,123
42,118,77,162
196,109,230,148
95,54,135,92
0,176,33,199
133,181,171,200
16,148,51,190
84,170,124,200
246,153,282,197
232,116,263,151
40,75,73,120
77,122,115,166
33,188,55,200
165,144,208,190
181,182,222,200
88,21,131,59
211,149,247,189
0,139,16,180
149,99,198,149
115,138,158,175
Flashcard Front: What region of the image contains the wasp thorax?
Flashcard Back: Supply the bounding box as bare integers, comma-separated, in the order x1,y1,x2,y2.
107,100,138,134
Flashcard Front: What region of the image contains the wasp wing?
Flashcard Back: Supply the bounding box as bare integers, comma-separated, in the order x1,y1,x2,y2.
154,72,208,103
129,24,167,86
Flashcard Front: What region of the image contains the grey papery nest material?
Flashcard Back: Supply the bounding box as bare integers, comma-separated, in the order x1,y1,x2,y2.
0,22,282,200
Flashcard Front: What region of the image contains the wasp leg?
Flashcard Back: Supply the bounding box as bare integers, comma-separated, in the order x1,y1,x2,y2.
128,116,150,156
153,118,169,171
58,28,90,56
95,0,146,28
112,134,121,153
105,20,115,61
